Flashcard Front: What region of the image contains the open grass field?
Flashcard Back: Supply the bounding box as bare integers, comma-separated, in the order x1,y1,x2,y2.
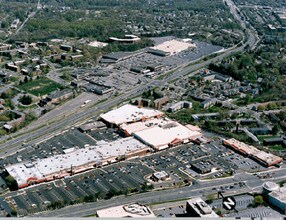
16,77,62,96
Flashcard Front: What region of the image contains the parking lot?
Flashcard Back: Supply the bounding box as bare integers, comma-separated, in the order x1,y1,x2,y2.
209,194,254,211
223,153,264,172
0,126,274,216
2,160,154,216
111,40,223,79
141,144,208,181
178,41,223,61
205,141,267,174
140,140,266,182
0,129,98,170
225,206,283,218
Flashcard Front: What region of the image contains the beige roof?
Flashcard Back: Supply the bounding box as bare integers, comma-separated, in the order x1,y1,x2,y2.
269,186,286,202
133,121,201,149
224,138,282,166
224,138,259,155
252,151,282,165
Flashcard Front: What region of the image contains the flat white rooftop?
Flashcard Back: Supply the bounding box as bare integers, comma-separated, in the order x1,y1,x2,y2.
5,163,44,186
120,118,172,135
88,41,108,48
100,104,164,126
97,203,156,217
269,186,286,203
151,39,196,55
133,120,201,149
187,197,218,217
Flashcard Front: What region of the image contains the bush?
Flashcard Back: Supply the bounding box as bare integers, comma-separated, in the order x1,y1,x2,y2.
4,175,18,191
253,195,264,207
19,95,33,105
11,209,17,217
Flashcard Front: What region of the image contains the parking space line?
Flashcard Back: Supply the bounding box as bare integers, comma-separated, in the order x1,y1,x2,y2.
50,190,63,202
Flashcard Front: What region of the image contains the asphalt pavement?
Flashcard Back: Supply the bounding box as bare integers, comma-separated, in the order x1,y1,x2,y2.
30,173,259,217
0,1,264,217
0,26,257,157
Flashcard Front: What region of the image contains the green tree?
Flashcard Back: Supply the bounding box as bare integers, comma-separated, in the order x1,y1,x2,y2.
215,208,222,216
19,95,32,105
11,209,17,217
4,175,18,191
272,125,280,135
24,76,29,84
206,194,216,203
267,102,278,110
257,105,266,111
253,195,264,207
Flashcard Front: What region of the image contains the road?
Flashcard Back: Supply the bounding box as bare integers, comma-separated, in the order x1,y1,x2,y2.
224,0,259,50
15,1,40,35
45,59,69,86
0,13,258,158
26,2,265,217
0,0,276,217
0,0,256,153
0,41,251,157
30,170,285,217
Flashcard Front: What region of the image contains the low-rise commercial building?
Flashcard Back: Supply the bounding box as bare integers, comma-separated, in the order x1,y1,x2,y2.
223,138,282,167
186,198,218,217
97,203,155,217
100,104,164,127
133,120,201,150
252,151,283,167
5,137,150,188
100,51,136,63
84,83,113,95
268,186,286,214
150,39,196,56
151,171,170,182
190,162,212,174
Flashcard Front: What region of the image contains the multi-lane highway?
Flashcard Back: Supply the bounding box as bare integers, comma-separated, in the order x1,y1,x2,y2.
0,22,257,158
0,0,281,218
